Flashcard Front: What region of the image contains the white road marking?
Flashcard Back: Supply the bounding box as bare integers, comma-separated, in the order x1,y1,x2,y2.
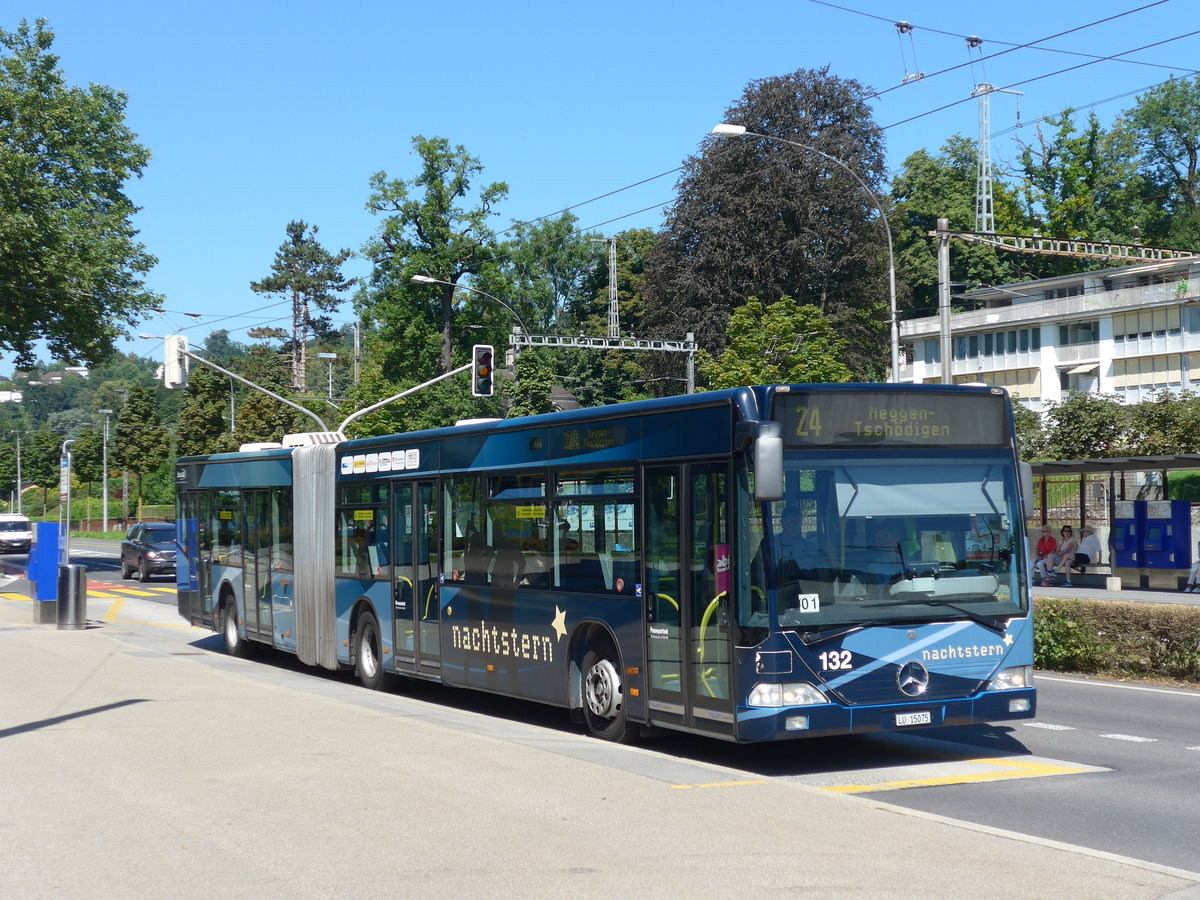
1037,674,1200,699
1025,722,1075,731
1100,733,1157,743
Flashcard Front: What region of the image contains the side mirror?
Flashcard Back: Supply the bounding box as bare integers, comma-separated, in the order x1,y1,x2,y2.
754,422,784,502
1019,461,1034,522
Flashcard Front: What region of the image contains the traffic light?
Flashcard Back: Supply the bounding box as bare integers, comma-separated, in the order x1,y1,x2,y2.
471,344,494,397
164,335,190,389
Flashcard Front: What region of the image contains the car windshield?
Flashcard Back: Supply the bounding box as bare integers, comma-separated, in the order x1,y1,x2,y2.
0,521,28,533
145,526,175,541
744,455,1026,633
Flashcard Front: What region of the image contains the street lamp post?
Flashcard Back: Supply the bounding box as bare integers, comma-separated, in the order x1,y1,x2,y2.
410,275,529,359
59,439,73,565
318,352,338,399
99,409,113,531
710,123,900,383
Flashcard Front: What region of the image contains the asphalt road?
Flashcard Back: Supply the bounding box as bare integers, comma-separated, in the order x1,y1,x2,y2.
860,676,1200,873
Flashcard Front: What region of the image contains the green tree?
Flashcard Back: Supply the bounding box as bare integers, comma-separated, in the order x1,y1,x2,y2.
339,361,490,438
496,212,599,333
250,220,355,393
504,351,556,418
70,427,102,483
643,67,888,381
1119,76,1200,247
0,433,21,499
1017,111,1144,258
889,136,1025,318
112,386,171,506
1012,405,1048,462
698,296,851,389
1042,392,1128,460
360,135,508,376
231,349,317,445
0,19,158,367
555,228,657,408
24,429,62,515
1125,389,1200,455
176,364,237,456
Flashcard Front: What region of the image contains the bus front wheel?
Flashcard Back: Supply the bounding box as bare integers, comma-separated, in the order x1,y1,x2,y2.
582,647,634,742
354,611,385,691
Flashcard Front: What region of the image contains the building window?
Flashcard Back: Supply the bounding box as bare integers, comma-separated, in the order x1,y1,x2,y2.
1059,320,1098,346
1044,286,1083,300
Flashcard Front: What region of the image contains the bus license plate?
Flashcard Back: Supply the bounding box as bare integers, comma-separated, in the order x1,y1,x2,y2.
896,711,931,727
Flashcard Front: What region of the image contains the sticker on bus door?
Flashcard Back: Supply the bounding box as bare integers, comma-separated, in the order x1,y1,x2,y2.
710,544,730,594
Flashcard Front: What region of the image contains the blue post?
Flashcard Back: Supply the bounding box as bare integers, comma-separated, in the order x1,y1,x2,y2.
31,521,62,623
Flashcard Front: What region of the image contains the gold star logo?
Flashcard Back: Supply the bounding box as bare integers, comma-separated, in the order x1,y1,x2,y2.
551,605,567,641
1003,632,1013,646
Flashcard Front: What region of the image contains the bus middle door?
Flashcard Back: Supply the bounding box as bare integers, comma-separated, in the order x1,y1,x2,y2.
392,480,441,676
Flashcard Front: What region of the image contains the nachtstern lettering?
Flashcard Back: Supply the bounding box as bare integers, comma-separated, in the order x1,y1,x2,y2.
921,643,1006,662
450,619,554,662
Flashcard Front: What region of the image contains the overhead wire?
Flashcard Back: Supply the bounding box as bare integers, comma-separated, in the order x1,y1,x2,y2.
885,28,1200,129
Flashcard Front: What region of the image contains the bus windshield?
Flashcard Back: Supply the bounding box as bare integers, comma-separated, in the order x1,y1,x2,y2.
748,455,1026,634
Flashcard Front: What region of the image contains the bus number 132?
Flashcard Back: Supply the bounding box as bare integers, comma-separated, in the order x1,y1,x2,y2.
819,650,853,671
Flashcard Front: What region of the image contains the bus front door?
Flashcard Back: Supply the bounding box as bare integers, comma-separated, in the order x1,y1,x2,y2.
643,464,734,739
392,480,441,677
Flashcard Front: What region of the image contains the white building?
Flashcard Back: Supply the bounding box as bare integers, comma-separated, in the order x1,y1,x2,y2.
899,257,1200,411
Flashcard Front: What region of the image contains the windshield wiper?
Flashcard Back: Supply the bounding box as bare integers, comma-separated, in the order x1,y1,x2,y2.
798,620,893,646
862,597,1008,635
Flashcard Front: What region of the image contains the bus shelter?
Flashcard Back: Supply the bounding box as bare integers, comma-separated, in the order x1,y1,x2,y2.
1032,454,1200,589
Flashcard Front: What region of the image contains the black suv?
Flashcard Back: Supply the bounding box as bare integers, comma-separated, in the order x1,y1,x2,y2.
121,522,178,582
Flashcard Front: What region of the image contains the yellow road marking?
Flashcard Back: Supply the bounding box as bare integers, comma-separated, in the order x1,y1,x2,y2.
672,780,768,790
2,590,203,630
104,588,157,596
102,596,125,623
824,757,1094,794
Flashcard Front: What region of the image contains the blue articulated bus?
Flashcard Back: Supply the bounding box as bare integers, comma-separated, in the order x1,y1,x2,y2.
175,383,1036,743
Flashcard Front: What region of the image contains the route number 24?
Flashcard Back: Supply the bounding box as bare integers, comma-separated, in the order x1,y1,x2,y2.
819,650,853,671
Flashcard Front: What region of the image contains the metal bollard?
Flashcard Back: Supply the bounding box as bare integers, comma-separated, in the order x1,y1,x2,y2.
56,564,87,630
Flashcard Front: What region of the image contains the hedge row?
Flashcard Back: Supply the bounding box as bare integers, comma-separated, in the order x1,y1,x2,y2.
1034,597,1200,682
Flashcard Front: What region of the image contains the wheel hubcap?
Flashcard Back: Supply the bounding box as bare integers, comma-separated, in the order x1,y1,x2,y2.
225,610,237,646
585,658,621,718
361,631,378,677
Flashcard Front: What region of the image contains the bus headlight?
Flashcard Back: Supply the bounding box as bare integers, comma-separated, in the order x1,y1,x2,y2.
747,682,827,707
987,665,1033,691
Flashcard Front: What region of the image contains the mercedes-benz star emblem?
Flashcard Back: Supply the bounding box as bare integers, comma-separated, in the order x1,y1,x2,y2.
897,661,930,697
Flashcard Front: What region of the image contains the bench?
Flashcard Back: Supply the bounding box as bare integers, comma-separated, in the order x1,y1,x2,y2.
1069,554,1120,590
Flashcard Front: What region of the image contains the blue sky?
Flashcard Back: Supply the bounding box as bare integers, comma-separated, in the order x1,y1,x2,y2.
13,0,1200,362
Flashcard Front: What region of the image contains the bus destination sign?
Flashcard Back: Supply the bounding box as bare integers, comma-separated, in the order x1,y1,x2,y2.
775,391,1009,447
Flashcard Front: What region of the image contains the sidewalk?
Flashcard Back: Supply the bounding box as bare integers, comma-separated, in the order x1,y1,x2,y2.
1034,580,1200,606
1,590,1199,897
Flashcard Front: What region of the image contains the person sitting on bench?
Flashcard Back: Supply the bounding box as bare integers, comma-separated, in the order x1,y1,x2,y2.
1075,526,1101,571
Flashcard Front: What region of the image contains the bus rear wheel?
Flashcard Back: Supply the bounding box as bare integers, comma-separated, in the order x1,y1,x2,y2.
582,647,634,742
354,611,385,691
222,601,248,659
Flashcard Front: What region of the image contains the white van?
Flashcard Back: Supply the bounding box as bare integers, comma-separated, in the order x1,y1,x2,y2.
0,513,33,553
